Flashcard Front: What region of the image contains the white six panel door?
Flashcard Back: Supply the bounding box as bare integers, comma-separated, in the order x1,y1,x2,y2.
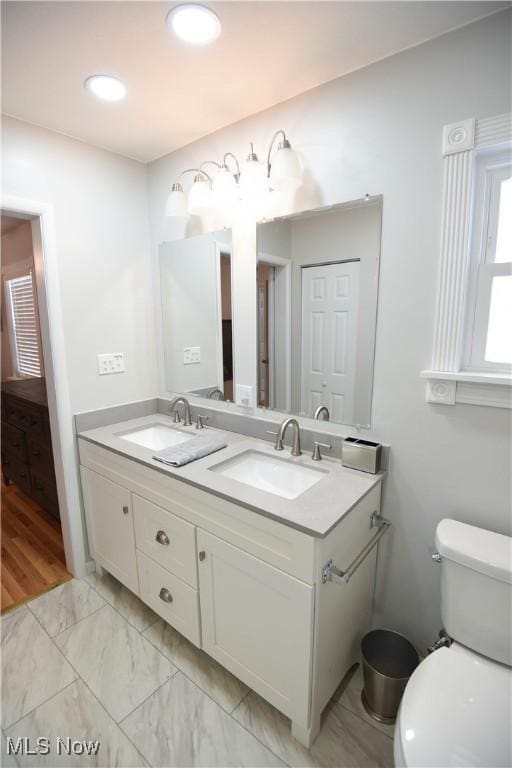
301,261,360,423
197,529,313,726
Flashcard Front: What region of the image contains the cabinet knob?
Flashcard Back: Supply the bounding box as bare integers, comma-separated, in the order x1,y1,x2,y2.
198,550,206,562
159,587,173,603
122,505,129,515
156,530,170,546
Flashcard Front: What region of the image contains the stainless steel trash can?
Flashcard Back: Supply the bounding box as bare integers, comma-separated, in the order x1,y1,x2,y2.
361,629,419,724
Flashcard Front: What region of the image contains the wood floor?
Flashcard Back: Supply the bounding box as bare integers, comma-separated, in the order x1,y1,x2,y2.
1,481,71,614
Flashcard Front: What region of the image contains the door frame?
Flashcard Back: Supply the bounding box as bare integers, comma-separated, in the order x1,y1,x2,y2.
2,194,88,578
215,242,233,392
257,251,292,411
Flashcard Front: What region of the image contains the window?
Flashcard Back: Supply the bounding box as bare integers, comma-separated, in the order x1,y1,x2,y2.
464,148,512,373
423,113,511,408
5,272,42,377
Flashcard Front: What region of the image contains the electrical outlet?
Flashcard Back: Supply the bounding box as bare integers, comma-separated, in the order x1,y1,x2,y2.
97,352,125,375
184,347,201,365
236,384,254,408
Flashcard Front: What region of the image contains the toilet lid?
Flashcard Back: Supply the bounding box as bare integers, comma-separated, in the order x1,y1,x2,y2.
396,644,512,768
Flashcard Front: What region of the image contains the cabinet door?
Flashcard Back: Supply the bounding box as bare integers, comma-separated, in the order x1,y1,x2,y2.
198,530,313,724
81,466,138,594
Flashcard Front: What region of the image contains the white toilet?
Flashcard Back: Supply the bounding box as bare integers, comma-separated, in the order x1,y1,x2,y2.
394,518,512,768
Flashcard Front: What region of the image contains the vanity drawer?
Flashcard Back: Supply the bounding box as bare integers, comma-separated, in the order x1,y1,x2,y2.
133,494,197,587
137,550,201,647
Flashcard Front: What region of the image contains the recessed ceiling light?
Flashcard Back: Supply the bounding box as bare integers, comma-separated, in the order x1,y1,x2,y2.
84,75,127,102
166,4,221,46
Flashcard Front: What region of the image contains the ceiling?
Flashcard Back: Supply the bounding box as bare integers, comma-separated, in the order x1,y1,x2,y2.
1,1,508,163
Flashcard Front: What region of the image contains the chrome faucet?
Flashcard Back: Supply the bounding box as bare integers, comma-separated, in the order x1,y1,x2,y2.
314,405,330,421
207,388,225,400
267,417,302,456
169,396,192,426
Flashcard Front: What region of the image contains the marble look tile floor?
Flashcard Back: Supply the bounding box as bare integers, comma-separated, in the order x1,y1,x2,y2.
1,576,394,767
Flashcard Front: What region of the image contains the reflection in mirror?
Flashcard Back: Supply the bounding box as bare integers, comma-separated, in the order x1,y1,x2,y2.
160,230,234,401
257,199,382,427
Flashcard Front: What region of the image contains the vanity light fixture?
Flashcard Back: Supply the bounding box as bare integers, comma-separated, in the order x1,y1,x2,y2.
84,75,127,102
166,4,221,45
267,130,301,192
165,168,213,217
165,130,302,219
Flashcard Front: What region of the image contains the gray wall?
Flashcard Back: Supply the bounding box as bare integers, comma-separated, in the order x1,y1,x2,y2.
148,11,512,651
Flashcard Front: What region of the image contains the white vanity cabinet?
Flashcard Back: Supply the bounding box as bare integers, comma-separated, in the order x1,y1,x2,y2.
79,438,382,748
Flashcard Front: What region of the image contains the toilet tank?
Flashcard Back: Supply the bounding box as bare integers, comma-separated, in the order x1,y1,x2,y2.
435,519,512,666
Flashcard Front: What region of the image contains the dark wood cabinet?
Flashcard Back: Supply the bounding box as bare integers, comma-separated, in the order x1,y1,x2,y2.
1,378,59,519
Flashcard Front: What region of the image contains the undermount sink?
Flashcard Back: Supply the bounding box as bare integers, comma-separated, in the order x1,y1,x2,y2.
209,449,326,500
116,422,192,451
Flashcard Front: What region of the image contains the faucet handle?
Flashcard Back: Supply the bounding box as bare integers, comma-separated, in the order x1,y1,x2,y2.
196,414,209,430
312,441,332,461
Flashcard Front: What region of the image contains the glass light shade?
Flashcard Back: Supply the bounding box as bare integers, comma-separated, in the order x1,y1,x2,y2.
165,185,188,217
269,145,302,191
239,157,267,202
188,177,213,215
212,167,239,208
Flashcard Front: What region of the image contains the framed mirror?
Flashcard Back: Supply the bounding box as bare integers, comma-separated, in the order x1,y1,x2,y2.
160,229,234,401
256,198,382,427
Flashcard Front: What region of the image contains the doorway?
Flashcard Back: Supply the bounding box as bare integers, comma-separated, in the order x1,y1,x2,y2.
1,213,71,612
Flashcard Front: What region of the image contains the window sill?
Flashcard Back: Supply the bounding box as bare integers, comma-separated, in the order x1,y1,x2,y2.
420,370,512,408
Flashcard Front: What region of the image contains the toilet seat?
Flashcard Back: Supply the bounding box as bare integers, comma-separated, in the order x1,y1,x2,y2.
394,643,512,768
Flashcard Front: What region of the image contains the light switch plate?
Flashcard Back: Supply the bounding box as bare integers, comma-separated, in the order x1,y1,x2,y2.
235,384,254,408
184,347,201,365
97,352,125,375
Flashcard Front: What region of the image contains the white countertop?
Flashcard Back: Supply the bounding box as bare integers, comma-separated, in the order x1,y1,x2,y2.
78,414,384,537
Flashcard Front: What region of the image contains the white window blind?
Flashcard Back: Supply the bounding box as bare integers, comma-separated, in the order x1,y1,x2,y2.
6,273,42,377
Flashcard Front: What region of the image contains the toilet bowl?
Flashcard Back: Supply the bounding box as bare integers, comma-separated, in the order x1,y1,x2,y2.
394,519,512,768
394,643,512,767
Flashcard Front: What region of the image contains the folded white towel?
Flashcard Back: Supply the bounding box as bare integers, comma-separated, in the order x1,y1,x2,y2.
153,435,227,467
